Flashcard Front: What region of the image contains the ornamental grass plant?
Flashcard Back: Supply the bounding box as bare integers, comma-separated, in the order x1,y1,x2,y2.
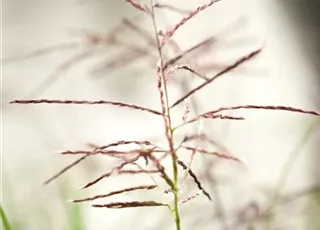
6,1,320,230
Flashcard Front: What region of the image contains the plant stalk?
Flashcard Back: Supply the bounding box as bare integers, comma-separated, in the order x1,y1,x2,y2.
149,1,181,229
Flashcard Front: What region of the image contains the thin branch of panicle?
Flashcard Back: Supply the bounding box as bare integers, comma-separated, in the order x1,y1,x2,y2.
81,154,142,189
182,145,242,163
180,120,202,193
173,65,209,81
71,185,157,203
43,155,90,185
163,36,216,70
10,99,162,116
179,191,202,205
124,0,150,14
61,148,165,156
177,159,212,201
153,3,191,15
123,18,157,47
204,105,320,117
2,42,78,63
181,133,231,154
147,153,175,189
170,48,262,108
160,0,222,47
27,50,95,98
92,201,167,208
92,140,160,150
118,169,159,174
173,114,245,131
91,47,151,74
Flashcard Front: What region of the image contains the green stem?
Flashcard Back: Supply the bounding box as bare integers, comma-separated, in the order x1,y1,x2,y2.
170,126,181,230
149,2,181,229
0,205,12,230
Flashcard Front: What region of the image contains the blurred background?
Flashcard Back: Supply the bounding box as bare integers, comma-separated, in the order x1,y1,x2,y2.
2,0,320,229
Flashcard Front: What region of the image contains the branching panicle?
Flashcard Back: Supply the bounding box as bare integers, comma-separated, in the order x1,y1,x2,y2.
9,1,320,230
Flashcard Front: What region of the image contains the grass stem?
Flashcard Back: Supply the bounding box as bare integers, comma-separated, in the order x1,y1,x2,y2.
150,1,181,229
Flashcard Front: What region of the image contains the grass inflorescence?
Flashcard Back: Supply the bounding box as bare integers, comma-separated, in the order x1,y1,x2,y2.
8,0,320,229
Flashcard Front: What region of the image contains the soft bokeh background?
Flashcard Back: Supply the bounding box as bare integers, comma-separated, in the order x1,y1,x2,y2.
2,0,320,229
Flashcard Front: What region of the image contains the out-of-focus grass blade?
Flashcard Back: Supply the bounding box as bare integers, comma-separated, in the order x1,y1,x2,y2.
309,190,320,230
0,205,12,230
265,118,320,230
1,169,23,230
68,202,84,230
59,180,85,230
